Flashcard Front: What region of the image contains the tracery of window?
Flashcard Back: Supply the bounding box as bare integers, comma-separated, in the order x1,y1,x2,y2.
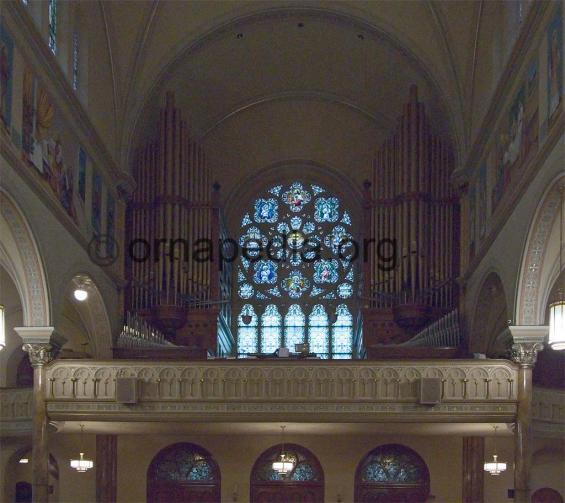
48,0,57,54
251,444,324,483
236,181,356,359
148,443,219,483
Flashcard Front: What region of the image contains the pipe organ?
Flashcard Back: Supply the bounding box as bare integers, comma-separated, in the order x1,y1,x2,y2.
127,93,232,357
363,86,459,355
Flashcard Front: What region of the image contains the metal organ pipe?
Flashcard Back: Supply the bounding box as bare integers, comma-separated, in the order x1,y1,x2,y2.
364,86,458,343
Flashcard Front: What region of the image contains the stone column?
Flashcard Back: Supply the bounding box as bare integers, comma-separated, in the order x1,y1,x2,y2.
96,434,118,503
509,326,546,503
16,326,57,503
462,436,484,503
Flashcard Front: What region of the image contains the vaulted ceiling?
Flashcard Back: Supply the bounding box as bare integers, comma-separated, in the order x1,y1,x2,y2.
80,1,519,196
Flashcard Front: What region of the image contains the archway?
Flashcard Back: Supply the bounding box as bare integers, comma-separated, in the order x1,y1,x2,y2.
147,443,221,503
532,488,564,503
355,444,430,503
250,443,324,503
470,272,510,357
0,189,50,327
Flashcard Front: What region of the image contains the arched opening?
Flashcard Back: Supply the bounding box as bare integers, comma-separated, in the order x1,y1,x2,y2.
532,488,564,503
470,272,510,357
250,443,324,503
355,444,430,503
5,447,59,503
234,179,359,358
146,443,221,503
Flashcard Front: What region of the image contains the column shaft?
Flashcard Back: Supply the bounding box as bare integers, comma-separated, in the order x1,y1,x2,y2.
514,365,533,503
32,364,49,503
462,436,484,503
96,434,118,503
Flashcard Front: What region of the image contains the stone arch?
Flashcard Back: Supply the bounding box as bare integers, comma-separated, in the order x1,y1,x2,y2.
470,271,510,356
0,189,50,326
516,174,565,325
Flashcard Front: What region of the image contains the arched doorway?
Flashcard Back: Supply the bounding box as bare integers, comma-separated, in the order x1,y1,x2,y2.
355,444,430,503
250,443,324,503
147,443,220,503
532,488,564,503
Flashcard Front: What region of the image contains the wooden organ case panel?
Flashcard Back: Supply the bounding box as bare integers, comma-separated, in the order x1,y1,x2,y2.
126,93,232,357
363,86,459,355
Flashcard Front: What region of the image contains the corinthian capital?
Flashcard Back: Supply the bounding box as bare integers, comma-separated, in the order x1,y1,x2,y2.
508,325,547,368
22,343,53,367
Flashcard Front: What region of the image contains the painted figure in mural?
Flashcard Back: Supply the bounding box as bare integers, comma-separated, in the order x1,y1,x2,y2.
0,41,9,126
505,94,524,168
60,165,77,223
548,22,562,120
282,184,311,212
22,69,36,165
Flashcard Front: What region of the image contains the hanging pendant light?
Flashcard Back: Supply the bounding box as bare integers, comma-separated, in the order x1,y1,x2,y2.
549,184,565,350
70,424,94,472
484,425,507,476
272,425,294,475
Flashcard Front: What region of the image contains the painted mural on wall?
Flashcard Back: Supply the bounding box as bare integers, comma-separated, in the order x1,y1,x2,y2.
0,24,119,246
0,23,14,130
469,6,561,263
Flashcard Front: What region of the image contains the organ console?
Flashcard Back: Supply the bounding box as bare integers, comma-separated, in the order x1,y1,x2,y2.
363,85,460,356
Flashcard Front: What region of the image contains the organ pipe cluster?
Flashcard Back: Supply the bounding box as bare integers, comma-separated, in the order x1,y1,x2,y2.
364,86,459,336
127,93,217,318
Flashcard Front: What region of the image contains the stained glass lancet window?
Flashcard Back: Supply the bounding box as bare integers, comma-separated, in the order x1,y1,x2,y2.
48,0,57,54
236,181,356,358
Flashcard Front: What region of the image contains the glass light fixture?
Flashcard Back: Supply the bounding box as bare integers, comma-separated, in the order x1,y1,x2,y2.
19,457,29,464
70,424,94,472
549,184,565,350
73,288,88,302
484,425,507,476
272,425,294,475
0,304,5,351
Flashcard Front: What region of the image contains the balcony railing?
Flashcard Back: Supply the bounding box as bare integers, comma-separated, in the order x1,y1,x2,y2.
40,359,521,423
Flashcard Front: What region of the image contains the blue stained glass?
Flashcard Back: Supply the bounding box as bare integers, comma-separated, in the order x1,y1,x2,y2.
241,257,250,270
239,227,267,248
237,269,245,282
238,283,254,299
242,213,252,226
269,185,283,196
303,221,315,234
285,304,305,348
290,252,302,266
290,216,302,229
346,269,354,281
237,305,258,354
333,304,352,357
277,222,290,234
361,445,427,484
341,211,352,225
267,286,282,297
281,271,310,298
254,198,278,223
338,283,353,298
291,463,315,481
325,226,352,254
314,197,339,222
282,182,311,212
253,260,277,284
261,304,282,353
311,184,325,195
323,292,336,299
308,305,329,355
151,446,216,482
314,260,339,284
256,292,268,300
310,286,323,297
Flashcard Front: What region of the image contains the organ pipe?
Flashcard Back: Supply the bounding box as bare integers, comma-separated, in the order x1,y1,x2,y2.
364,86,458,344
127,93,224,348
